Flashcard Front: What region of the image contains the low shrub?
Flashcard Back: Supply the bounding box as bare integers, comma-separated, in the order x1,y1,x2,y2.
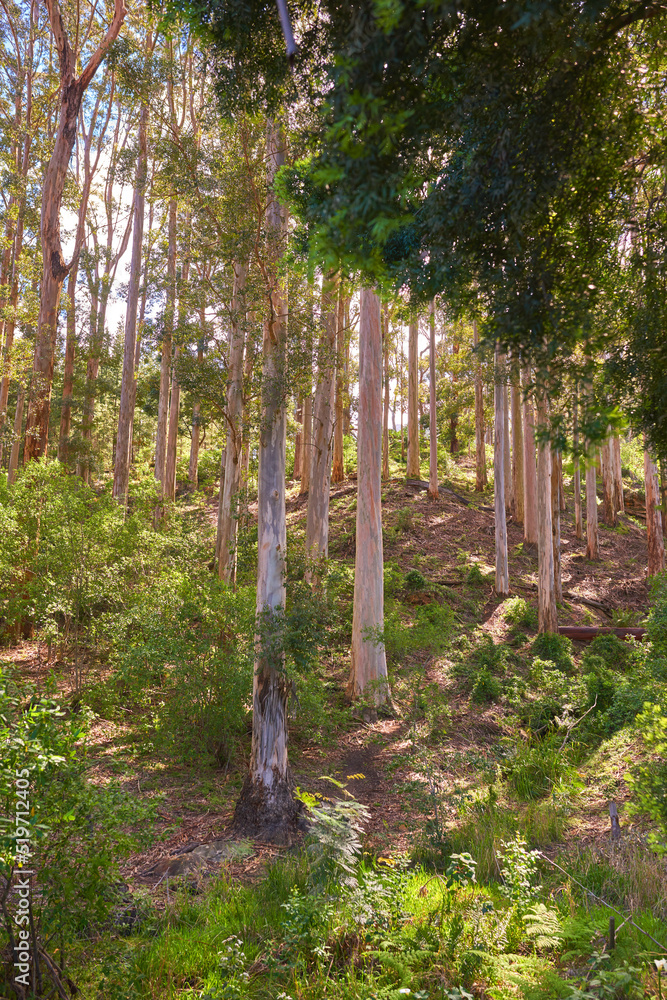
502,596,538,631
530,632,575,673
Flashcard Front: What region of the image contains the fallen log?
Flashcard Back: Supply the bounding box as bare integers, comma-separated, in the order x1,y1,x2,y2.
557,626,646,644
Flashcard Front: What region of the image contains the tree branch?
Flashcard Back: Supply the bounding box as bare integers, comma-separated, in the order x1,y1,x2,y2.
77,0,126,93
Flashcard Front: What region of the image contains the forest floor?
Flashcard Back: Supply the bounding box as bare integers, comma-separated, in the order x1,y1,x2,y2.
4,452,654,884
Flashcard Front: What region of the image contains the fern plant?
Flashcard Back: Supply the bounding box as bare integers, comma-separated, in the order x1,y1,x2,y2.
296,778,370,887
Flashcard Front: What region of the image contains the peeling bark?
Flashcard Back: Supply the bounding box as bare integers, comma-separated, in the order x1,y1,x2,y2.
428,301,438,499
645,444,665,577
473,319,487,492
573,391,583,539
585,449,599,560
510,357,524,524
536,391,557,632
522,365,538,546
155,198,177,492
332,291,346,484
406,318,420,479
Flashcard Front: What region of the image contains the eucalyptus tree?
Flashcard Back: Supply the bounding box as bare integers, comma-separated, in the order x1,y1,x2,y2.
23,0,127,461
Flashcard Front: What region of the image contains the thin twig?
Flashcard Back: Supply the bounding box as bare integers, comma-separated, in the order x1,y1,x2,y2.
559,695,597,751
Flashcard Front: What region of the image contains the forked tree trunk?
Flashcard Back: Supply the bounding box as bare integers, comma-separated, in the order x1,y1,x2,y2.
510,358,524,524
536,391,557,632
551,450,562,603
349,288,389,708
332,291,346,484
494,347,509,595
573,391,583,539
155,198,177,491
234,121,297,838
299,392,312,495
645,444,665,577
522,365,538,545
585,449,599,560
113,100,148,503
382,304,390,480
428,301,438,498
23,0,126,461
305,275,338,574
217,262,247,583
406,318,420,479
473,319,487,491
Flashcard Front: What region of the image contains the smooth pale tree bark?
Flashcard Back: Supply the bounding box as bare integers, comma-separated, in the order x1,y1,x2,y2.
165,252,191,503
601,434,616,526
294,399,303,480
305,276,338,574
503,379,513,514
613,435,624,514
428,301,438,498
382,304,390,480
155,198,177,491
522,365,538,545
332,291,346,483
113,100,148,503
510,359,524,524
343,297,351,435
573,391,583,539
217,262,247,583
299,393,312,495
645,444,665,577
536,392,557,632
494,347,510,595
188,321,205,487
349,289,389,708
24,0,126,461
473,319,487,491
57,264,78,463
406,318,420,478
585,450,599,560
234,121,297,837
551,450,563,602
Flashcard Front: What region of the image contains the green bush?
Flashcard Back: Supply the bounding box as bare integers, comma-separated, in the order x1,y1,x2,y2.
581,634,630,673
583,656,617,713
530,633,574,674
626,702,667,852
502,596,538,630
404,568,427,592
471,669,501,704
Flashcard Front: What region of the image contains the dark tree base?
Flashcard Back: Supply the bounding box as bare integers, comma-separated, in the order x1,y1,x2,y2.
232,772,305,845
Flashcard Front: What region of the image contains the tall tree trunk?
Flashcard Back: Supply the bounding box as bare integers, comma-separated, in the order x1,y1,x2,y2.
24,0,126,461
573,390,583,539
78,282,101,483
382,304,390,480
601,434,616,526
473,319,487,491
522,365,538,545
510,357,524,524
494,347,509,595
217,262,247,583
332,291,346,483
552,449,562,602
234,121,297,838
613,434,624,514
536,391,557,631
428,300,438,498
585,449,599,560
645,443,665,577
406,318,420,478
293,399,303,479
188,321,205,487
343,298,351,436
305,275,338,574
165,243,189,505
155,198,177,490
57,263,78,463
7,387,25,485
299,393,312,495
113,101,147,502
503,379,512,514
349,288,389,708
